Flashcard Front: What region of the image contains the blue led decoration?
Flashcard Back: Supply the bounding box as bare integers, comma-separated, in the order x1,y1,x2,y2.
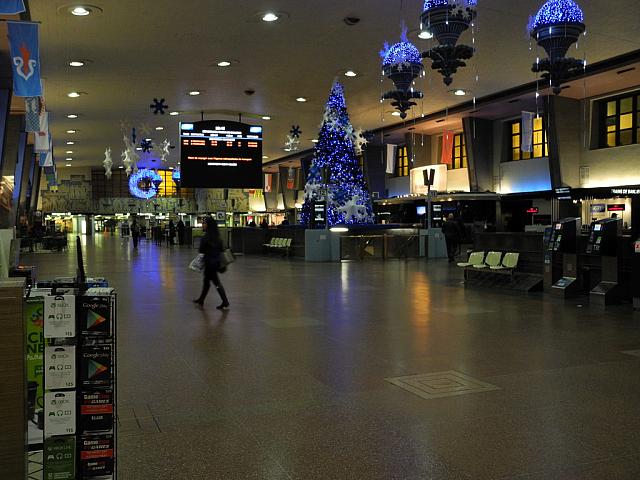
531,0,584,30
171,169,180,182
129,169,162,199
423,0,477,11
380,31,422,67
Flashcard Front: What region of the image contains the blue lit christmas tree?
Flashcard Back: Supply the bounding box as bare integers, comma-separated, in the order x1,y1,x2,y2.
302,82,374,226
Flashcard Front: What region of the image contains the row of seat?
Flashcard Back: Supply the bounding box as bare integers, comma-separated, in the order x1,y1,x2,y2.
457,251,520,271
263,237,293,253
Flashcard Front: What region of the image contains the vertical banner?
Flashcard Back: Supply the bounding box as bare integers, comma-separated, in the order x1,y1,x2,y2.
35,112,50,153
25,97,41,132
264,173,273,193
521,111,535,153
386,144,397,174
0,0,26,14
7,21,43,97
286,168,295,190
441,131,454,165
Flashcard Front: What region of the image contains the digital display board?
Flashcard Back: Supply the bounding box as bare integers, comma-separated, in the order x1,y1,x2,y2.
607,204,625,212
180,120,263,188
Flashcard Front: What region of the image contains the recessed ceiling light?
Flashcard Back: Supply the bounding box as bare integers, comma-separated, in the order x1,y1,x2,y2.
217,61,232,67
263,155,269,159
262,12,279,22
155,126,164,131
391,111,401,117
136,147,142,151
145,138,152,142
188,90,201,96
453,89,467,96
169,167,174,170
66,141,75,145
66,150,73,154
261,116,271,120
67,114,78,119
169,111,180,116
66,129,77,134
311,139,319,143
66,164,72,167
284,148,291,152
70,6,91,16
65,157,73,161
418,30,434,39
69,60,87,67
118,166,123,169
344,70,357,77
296,97,307,102
67,91,81,98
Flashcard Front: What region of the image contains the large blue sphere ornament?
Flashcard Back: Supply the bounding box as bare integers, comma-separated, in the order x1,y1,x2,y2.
129,169,162,199
382,41,422,67
529,0,586,94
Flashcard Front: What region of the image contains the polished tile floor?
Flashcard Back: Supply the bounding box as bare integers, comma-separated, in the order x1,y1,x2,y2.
25,235,640,479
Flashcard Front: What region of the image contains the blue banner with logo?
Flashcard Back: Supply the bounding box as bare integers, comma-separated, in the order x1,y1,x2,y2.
7,21,42,97
0,0,26,14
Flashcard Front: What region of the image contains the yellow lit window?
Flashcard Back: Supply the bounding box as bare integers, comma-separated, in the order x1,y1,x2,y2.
510,116,547,161
601,92,639,147
395,146,409,177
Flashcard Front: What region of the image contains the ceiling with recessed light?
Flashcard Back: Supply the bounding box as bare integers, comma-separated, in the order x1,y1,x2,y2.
23,0,640,169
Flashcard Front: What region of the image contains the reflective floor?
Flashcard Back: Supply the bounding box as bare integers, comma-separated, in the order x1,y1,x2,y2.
25,235,640,479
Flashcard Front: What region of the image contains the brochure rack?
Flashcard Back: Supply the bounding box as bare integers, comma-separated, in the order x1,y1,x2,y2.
32,238,118,480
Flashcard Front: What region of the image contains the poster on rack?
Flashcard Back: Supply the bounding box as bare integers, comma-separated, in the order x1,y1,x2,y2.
80,390,114,433
81,344,112,389
44,435,75,480
79,295,112,336
44,294,75,338
44,346,76,390
25,298,45,445
80,434,114,477
44,391,76,436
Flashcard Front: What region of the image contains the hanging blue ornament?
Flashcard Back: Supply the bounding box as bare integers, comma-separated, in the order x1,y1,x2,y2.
289,125,302,139
140,139,153,153
149,98,168,115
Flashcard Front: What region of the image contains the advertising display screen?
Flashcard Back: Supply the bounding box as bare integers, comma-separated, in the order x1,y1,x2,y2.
180,120,263,188
607,204,625,212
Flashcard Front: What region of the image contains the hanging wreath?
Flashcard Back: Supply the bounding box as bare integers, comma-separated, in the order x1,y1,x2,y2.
129,169,162,199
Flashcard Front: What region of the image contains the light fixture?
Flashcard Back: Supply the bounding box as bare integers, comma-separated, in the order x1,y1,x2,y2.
296,97,307,102
217,61,232,67
70,6,91,16
69,60,85,67
66,129,77,134
66,141,75,145
67,91,81,98
453,89,467,96
418,30,434,39
145,138,152,142
262,12,279,22
263,155,269,159
169,111,180,116
188,90,201,96
66,150,73,154
136,147,142,151
311,139,319,143
391,111,402,117
66,164,72,167
284,148,292,152
118,165,123,169
344,70,357,77
65,157,73,161
330,227,349,233
155,126,164,131
261,116,271,120
67,114,78,119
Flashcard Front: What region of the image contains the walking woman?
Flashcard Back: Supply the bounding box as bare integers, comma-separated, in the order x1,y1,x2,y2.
193,216,230,310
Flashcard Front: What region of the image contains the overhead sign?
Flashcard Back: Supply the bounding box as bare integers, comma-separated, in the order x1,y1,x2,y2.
526,207,539,214
611,188,640,195
555,187,571,200
180,120,263,189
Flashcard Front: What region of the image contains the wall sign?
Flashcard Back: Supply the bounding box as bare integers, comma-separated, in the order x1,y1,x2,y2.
526,207,539,214
590,204,606,213
607,204,626,212
611,188,640,195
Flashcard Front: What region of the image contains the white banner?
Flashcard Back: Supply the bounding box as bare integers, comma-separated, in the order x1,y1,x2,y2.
521,111,535,153
386,144,397,174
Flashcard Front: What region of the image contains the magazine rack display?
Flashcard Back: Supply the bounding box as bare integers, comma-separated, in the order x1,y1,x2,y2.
27,238,118,479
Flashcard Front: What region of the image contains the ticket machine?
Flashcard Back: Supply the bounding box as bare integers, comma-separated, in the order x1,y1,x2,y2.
633,238,640,311
546,218,581,297
588,218,623,306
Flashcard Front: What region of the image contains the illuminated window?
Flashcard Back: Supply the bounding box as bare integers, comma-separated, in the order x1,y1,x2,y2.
156,170,193,198
601,92,639,148
395,146,409,177
450,133,468,170
509,116,548,161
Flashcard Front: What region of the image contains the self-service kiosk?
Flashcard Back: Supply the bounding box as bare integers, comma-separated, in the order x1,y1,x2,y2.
588,218,623,306
545,218,581,297
633,238,640,311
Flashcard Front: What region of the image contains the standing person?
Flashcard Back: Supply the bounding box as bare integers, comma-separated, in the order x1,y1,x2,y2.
193,217,230,310
168,220,176,246
455,214,466,255
442,213,460,263
131,220,140,249
177,218,185,245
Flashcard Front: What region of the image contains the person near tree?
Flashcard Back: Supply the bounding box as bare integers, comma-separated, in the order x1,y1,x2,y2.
193,217,230,310
131,220,140,249
442,213,460,263
177,219,185,245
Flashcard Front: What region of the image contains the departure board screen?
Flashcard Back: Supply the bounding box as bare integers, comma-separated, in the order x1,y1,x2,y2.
180,120,263,188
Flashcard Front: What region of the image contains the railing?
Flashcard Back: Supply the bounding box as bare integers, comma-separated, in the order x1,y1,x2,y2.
339,234,421,261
